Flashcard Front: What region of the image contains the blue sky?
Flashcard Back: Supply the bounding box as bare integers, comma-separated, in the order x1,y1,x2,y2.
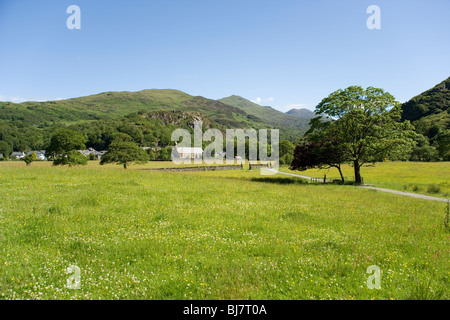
0,0,449,112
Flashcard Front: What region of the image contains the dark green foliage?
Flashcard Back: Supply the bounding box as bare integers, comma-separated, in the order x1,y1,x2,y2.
0,120,46,152
100,139,149,169
426,184,440,194
409,134,439,161
158,147,172,160
53,150,88,166
279,140,295,165
309,86,416,184
147,149,158,160
291,136,347,182
24,152,39,165
72,111,212,151
47,129,87,166
401,77,450,159
0,140,12,157
23,155,33,166
435,130,450,160
47,129,86,156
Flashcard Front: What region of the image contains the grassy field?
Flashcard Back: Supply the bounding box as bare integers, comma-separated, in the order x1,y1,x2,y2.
0,161,449,300
281,161,450,198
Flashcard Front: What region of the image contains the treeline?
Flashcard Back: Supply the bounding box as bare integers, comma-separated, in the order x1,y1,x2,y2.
0,111,208,158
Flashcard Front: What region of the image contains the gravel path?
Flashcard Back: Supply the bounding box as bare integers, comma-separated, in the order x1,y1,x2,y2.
268,169,449,203
357,186,449,203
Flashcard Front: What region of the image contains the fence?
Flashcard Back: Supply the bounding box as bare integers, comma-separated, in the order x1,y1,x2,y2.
310,176,364,185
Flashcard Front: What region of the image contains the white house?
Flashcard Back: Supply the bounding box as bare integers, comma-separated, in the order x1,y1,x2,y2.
10,152,25,160
37,153,46,161
27,150,47,161
172,143,203,160
78,147,107,160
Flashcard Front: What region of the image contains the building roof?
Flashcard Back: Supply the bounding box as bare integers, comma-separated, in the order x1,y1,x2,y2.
175,147,203,154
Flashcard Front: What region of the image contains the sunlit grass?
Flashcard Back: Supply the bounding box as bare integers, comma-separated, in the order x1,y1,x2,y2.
282,161,450,197
0,161,448,300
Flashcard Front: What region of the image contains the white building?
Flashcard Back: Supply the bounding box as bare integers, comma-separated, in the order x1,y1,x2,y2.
78,148,107,160
172,144,203,160
27,150,47,161
10,152,25,160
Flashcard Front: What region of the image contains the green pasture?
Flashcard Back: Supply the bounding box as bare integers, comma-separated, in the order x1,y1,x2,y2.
0,161,448,300
282,161,450,197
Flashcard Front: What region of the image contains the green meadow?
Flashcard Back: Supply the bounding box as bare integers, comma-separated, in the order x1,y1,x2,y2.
283,161,450,197
0,161,448,300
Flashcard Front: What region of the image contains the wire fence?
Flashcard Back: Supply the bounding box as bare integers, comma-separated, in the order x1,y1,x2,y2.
310,176,364,185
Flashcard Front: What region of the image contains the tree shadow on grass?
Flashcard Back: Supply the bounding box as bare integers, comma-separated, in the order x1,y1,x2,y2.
250,177,307,185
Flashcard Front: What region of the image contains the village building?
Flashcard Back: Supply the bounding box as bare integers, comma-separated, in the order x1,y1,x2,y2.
172,143,203,160
10,152,25,160
26,150,47,161
78,147,107,160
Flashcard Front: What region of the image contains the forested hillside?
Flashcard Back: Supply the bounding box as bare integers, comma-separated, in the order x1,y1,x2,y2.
401,77,450,160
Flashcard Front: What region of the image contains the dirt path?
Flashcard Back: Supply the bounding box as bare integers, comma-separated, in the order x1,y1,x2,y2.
357,186,449,203
268,169,449,203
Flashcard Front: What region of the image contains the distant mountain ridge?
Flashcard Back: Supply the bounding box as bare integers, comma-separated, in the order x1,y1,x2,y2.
0,89,264,129
286,108,315,119
218,95,311,140
0,89,310,153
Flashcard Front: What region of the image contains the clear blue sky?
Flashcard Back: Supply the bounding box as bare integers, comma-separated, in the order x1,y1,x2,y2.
0,0,449,111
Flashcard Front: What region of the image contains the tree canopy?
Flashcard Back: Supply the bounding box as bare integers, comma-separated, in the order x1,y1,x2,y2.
305,86,416,184
100,135,149,169
291,136,347,182
47,129,88,166
279,140,295,165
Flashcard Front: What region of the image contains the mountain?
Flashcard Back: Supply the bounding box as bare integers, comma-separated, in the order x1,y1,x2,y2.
0,89,308,153
286,108,315,119
0,89,269,129
401,76,450,159
401,77,449,124
218,95,310,140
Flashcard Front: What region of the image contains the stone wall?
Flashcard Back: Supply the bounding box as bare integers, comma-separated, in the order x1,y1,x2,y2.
151,165,243,172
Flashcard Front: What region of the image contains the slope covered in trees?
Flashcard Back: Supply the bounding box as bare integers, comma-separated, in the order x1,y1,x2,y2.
401,76,450,160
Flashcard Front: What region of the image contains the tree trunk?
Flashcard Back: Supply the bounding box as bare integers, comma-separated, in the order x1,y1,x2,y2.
338,165,345,183
353,160,362,185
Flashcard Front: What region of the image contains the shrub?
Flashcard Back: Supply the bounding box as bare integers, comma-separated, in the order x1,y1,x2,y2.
427,184,440,194
53,151,88,166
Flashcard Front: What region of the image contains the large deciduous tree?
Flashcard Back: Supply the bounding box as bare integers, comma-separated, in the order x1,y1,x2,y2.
100,133,149,169
308,86,416,184
47,129,88,166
